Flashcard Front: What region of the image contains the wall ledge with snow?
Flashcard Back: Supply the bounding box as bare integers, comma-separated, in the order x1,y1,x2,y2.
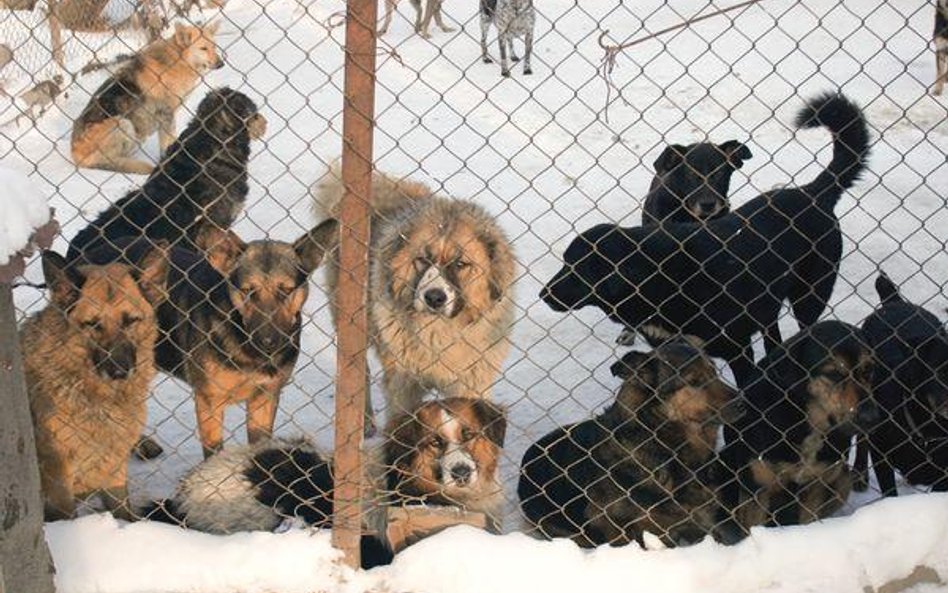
46,493,948,593
0,164,56,282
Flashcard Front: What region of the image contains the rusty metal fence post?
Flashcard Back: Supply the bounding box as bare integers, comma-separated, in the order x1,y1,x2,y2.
332,0,378,569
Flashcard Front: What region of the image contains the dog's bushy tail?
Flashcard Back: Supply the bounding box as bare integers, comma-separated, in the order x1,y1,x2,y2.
794,92,870,209
311,162,438,224
875,271,903,305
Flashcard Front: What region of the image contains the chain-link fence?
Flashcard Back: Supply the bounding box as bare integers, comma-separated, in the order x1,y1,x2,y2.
3,0,947,574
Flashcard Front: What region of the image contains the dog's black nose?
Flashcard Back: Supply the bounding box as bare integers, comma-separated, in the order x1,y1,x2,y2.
424,288,447,310
450,464,472,485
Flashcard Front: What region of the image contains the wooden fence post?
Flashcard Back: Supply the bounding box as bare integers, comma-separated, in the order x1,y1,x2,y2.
47,0,64,67
332,0,378,570
0,284,56,593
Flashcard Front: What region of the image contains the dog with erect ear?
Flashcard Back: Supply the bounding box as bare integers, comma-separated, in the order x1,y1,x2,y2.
642,140,752,226
22,245,169,520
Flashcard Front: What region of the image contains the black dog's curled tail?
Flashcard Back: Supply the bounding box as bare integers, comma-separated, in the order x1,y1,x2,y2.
138,499,185,526
875,271,903,306
794,92,871,209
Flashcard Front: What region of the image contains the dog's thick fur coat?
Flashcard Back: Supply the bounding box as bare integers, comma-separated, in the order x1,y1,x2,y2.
71,23,224,174
22,249,168,520
313,168,515,429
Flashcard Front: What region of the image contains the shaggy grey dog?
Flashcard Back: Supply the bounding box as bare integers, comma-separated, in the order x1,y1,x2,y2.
480,0,535,77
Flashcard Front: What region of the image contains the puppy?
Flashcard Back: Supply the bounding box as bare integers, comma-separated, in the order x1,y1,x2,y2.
312,168,516,432
140,438,393,569
854,272,948,495
518,343,744,548
71,23,224,174
721,321,879,533
540,93,870,388
480,0,536,77
68,88,267,261
22,248,168,520
934,0,948,95
642,140,752,226
384,398,507,531
379,0,454,37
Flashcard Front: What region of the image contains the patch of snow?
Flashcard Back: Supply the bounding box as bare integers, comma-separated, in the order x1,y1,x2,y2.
47,493,948,593
0,164,50,266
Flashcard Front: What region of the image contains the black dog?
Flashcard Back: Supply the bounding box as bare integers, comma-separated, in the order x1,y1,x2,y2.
642,140,752,226
853,273,948,495
67,88,267,261
721,321,879,533
518,342,744,548
540,93,870,387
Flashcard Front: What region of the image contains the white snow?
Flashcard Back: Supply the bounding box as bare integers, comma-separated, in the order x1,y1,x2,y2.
0,164,50,266
47,493,948,593
3,0,948,588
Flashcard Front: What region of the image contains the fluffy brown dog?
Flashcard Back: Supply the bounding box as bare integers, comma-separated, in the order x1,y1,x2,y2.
385,398,507,530
313,168,516,433
22,248,168,520
71,23,224,174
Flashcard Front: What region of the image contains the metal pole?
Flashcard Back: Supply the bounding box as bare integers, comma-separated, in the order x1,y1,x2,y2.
332,0,378,570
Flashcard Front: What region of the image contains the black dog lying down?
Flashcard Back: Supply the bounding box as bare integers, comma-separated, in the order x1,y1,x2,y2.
721,321,879,533
642,140,752,226
541,93,870,387
518,342,745,548
854,272,948,495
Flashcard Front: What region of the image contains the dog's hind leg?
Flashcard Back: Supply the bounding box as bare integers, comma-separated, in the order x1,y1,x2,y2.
523,29,533,75
72,118,154,175
935,40,948,95
480,14,493,63
498,34,511,76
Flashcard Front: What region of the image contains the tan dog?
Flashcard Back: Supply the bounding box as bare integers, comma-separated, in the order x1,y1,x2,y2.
313,167,516,434
22,248,168,520
71,23,224,174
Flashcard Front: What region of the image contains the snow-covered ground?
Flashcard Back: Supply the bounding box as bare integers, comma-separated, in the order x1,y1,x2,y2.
2,0,947,589
0,164,50,265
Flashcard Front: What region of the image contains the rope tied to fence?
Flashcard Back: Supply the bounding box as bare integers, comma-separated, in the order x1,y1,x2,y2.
598,0,766,120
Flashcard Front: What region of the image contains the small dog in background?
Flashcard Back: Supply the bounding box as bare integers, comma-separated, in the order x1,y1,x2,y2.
379,0,454,38
934,0,948,95
518,343,744,548
71,23,224,174
642,140,752,226
22,248,168,520
480,0,536,77
854,272,948,495
721,321,879,534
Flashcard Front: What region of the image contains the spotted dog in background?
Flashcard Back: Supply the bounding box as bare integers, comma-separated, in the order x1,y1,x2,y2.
480,0,535,77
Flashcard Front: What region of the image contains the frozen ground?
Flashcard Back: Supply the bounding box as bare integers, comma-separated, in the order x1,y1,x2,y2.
1,0,946,588
0,164,50,265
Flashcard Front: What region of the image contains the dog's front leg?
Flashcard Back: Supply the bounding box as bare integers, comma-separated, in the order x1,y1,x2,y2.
247,389,280,444
935,42,947,95
432,0,455,32
195,392,225,459
378,0,396,35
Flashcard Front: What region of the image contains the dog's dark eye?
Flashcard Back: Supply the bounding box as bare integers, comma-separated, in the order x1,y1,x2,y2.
453,260,470,270
461,428,474,441
122,314,143,328
430,436,446,450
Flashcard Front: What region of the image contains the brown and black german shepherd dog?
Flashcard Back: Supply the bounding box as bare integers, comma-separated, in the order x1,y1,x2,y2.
71,23,224,174
518,343,745,548
82,220,338,459
721,321,879,534
21,248,168,520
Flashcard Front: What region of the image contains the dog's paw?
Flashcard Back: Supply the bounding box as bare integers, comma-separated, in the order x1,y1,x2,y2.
440,25,456,32
524,67,533,75
852,473,869,492
482,56,493,64
616,327,637,346
511,55,521,63
501,70,511,77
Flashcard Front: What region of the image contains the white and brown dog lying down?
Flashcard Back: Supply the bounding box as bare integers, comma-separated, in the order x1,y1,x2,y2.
142,398,506,568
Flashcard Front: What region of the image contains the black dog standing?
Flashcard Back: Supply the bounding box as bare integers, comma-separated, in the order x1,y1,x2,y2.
854,273,948,495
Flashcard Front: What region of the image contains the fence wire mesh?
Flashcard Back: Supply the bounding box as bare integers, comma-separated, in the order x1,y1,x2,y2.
3,0,948,567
